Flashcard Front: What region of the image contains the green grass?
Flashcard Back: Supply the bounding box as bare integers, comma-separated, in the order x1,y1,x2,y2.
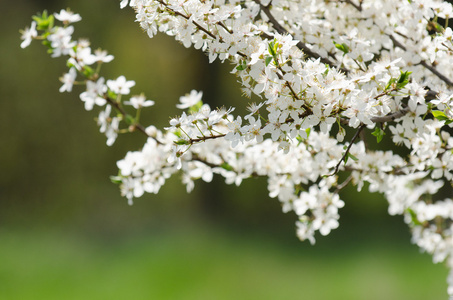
0,227,448,300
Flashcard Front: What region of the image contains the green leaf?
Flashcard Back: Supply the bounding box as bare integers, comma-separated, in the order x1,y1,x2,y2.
406,208,422,226
107,90,117,99
371,127,385,143
296,135,303,145
268,39,277,57
432,110,449,121
396,71,412,89
343,146,349,164
265,56,273,66
333,41,349,55
385,77,397,90
343,145,358,164
124,114,135,125
236,62,246,71
42,39,52,49
348,152,359,162
188,100,203,113
82,66,94,78
33,10,54,31
110,176,123,184
173,129,182,138
432,110,453,125
220,162,234,171
174,139,190,145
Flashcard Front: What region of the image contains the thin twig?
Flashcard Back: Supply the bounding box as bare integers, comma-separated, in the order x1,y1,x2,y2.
157,0,247,57
189,134,226,144
255,0,346,72
104,95,163,144
373,14,453,88
344,0,362,11
328,124,365,176
334,174,353,194
274,63,313,113
419,60,453,87
341,0,453,88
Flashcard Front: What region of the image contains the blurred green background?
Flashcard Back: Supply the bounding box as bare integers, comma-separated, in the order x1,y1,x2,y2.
0,0,448,298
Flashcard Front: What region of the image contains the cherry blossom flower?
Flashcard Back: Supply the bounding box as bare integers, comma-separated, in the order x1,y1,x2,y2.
80,78,107,111
176,90,203,109
107,76,135,95
20,21,37,49
92,49,114,63
59,67,77,93
54,9,81,24
124,94,155,109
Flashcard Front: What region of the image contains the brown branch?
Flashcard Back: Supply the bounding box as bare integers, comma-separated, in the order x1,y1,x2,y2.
189,134,226,144
370,107,410,123
334,174,353,194
255,0,346,72
104,95,163,144
274,63,313,113
192,156,221,169
373,87,397,100
339,0,453,87
258,3,287,35
341,0,362,11
157,0,246,58
419,60,453,87
344,165,407,176
328,124,365,176
377,17,453,88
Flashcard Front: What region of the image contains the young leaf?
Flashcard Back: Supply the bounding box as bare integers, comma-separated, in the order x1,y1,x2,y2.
406,208,423,226
268,39,278,57
110,176,123,184
124,114,135,125
333,41,349,55
107,90,117,100
385,77,396,90
432,110,449,121
220,162,234,171
236,62,246,71
343,145,358,165
82,66,94,78
188,100,203,113
371,127,385,143
33,10,54,31
348,152,359,162
396,71,412,89
174,139,190,145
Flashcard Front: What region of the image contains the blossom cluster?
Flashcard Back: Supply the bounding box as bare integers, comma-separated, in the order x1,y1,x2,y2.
21,0,453,296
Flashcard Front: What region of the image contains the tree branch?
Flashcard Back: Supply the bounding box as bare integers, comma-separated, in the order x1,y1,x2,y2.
188,133,226,144
388,35,453,86
157,0,247,57
328,124,365,176
255,0,346,73
370,107,410,123
104,95,163,144
334,174,353,194
339,0,453,88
